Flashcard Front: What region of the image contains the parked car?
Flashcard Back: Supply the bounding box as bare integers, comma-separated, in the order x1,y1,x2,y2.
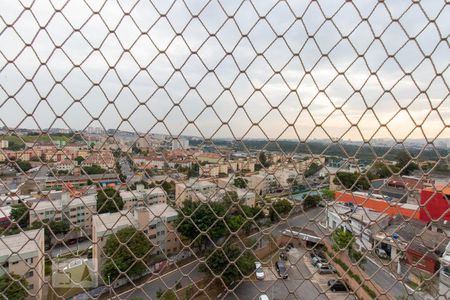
255,262,265,280
375,248,388,259
312,256,327,267
259,294,270,300
328,279,348,292
316,263,336,274
276,260,288,279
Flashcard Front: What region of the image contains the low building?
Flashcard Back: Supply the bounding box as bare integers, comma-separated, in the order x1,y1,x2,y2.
326,204,390,251
0,229,45,299
91,204,181,285
199,164,220,177
335,191,420,220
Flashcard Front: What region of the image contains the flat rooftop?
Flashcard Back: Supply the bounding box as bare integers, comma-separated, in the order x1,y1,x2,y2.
0,229,43,262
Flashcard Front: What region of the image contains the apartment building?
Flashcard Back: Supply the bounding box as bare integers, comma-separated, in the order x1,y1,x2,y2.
120,186,167,210
28,193,97,235
0,229,45,299
175,180,218,206
91,204,180,285
246,174,278,196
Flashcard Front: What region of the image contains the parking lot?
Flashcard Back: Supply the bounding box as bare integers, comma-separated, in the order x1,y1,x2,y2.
302,249,354,300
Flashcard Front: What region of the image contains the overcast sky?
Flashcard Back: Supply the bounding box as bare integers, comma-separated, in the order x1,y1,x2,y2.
0,0,449,143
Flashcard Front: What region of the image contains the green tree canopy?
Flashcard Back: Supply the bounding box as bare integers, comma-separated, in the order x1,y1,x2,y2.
10,203,29,228
97,187,124,214
269,199,293,221
83,164,106,175
74,156,85,165
0,273,28,300
203,245,254,286
102,226,153,282
233,177,248,189
14,160,32,172
176,199,228,249
333,172,370,191
332,227,354,251
303,195,321,210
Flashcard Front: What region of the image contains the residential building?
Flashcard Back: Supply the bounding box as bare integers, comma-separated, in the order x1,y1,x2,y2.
199,164,220,178
175,180,217,206
0,229,45,299
335,191,420,220
120,185,167,210
326,204,390,251
0,140,9,149
91,204,180,285
246,174,278,196
28,193,97,236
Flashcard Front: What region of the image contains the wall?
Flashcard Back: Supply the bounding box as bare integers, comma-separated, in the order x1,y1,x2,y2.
420,189,450,222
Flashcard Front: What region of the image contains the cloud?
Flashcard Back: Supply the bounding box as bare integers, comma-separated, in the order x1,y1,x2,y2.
0,0,448,141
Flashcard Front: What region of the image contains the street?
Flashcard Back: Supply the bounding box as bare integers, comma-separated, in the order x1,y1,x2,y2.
113,260,203,299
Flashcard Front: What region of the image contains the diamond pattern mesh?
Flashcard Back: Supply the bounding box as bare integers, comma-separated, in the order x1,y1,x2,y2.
0,0,449,299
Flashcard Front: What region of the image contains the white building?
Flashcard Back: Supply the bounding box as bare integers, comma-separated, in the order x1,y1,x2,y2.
326,204,390,251
120,185,167,210
0,229,45,299
172,139,189,151
0,140,9,149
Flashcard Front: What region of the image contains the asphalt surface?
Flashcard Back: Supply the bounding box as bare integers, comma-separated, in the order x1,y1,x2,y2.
113,260,203,299
361,257,425,300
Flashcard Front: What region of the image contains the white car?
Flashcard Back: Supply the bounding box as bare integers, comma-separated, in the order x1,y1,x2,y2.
255,262,265,280
259,294,269,300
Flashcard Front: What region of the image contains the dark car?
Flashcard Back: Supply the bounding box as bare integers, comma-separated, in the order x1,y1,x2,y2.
276,260,288,279
328,280,348,292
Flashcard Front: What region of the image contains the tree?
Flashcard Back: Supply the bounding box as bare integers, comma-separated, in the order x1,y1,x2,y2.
176,199,227,249
333,172,370,191
97,187,124,214
258,152,269,168
269,199,293,221
305,162,321,177
203,245,254,286
10,203,29,228
332,228,354,251
49,220,70,235
222,190,238,206
396,150,418,175
102,227,153,281
233,177,248,189
14,160,32,172
322,189,335,200
303,195,321,210
82,164,106,175
0,273,28,300
74,156,85,165
187,163,199,178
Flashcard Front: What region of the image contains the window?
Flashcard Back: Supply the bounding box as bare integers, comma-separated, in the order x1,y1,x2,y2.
26,271,33,278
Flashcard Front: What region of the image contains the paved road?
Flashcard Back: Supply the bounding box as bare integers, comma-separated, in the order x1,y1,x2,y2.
361,257,425,300
113,260,203,299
